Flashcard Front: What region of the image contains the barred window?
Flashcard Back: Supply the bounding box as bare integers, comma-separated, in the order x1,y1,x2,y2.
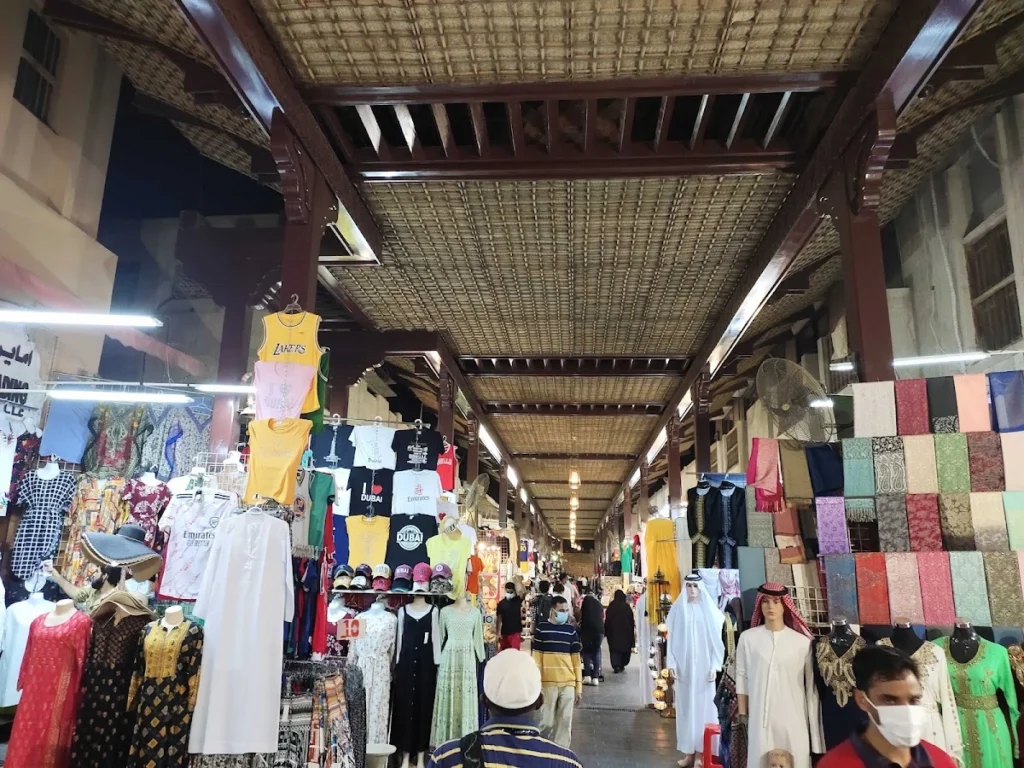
13,10,61,125
964,220,1021,351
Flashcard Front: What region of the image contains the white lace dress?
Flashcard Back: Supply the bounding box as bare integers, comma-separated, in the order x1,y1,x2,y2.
351,608,398,744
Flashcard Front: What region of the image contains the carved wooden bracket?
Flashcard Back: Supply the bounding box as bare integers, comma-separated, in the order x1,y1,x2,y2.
694,370,712,415
272,108,333,226
439,369,455,411
667,415,681,447
466,413,478,445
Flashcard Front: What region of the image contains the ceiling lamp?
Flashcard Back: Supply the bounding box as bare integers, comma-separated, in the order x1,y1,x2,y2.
569,468,580,490
569,493,579,511
0,309,162,328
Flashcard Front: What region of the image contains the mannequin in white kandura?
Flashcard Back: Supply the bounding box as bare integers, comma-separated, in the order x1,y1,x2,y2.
666,574,726,768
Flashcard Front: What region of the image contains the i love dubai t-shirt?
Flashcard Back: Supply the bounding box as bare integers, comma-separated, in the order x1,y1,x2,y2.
346,467,393,517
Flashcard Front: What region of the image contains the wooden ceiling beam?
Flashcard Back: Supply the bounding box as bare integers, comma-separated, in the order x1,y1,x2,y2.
653,95,676,152
508,102,526,156
392,104,423,159
544,100,559,155
725,93,752,150
431,103,455,158
618,98,636,154
305,71,845,105
763,91,793,148
512,452,636,460
483,402,664,415
617,0,988,507
690,94,715,149
317,106,358,164
469,102,489,157
584,99,599,154
356,105,390,160
460,356,688,377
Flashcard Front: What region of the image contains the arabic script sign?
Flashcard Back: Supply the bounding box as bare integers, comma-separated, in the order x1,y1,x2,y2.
0,327,42,421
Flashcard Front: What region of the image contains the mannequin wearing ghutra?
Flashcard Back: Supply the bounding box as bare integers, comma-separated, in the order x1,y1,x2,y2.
812,619,867,750
735,583,822,768
665,574,726,766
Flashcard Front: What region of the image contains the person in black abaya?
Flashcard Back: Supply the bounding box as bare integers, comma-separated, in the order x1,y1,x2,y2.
604,589,636,673
579,586,606,684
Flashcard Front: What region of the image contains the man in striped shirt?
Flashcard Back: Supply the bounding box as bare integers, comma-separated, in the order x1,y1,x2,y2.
427,649,583,768
531,596,584,747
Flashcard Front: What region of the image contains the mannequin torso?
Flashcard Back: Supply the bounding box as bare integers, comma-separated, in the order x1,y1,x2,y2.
890,622,925,655
828,619,858,656
36,462,60,481
406,597,431,620
949,621,980,664
161,606,184,629
45,599,76,626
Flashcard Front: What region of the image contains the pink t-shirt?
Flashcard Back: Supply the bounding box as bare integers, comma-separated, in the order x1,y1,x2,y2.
254,361,316,420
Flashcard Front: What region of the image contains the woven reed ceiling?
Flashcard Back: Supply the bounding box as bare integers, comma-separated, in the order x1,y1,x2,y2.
490,414,658,455
473,376,678,404
251,0,895,84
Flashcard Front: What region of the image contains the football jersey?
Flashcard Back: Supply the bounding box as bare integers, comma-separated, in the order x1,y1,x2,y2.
158,490,239,601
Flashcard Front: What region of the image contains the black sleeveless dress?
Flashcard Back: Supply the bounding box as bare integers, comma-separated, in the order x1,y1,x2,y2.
391,606,439,754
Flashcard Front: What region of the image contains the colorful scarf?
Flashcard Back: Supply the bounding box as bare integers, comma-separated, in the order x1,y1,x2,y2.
855,553,890,625
747,438,783,513
989,370,1024,433
877,495,910,552
806,443,843,496
916,552,956,625
853,381,897,438
842,438,875,497
938,493,975,550
779,440,814,504
737,546,767,621
885,553,924,624
763,548,793,587
935,433,971,493
745,487,775,547
906,494,942,552
816,497,851,555
949,551,992,626
926,377,959,433
970,492,1010,551
1004,491,1024,550
1002,432,1024,491
983,552,1024,626
967,431,1004,492
895,379,930,436
823,554,858,623
902,435,938,494
751,582,812,638
845,498,876,522
872,437,907,494
954,374,992,432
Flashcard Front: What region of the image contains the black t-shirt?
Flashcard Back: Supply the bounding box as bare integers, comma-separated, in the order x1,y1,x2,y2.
384,514,438,570
346,467,394,517
392,429,445,471
496,596,523,635
311,424,355,468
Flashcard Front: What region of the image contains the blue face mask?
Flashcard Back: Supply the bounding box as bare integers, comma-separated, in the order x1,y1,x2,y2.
554,611,569,624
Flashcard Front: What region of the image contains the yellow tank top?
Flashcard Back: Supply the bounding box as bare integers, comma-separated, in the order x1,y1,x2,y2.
244,418,312,505
257,312,323,413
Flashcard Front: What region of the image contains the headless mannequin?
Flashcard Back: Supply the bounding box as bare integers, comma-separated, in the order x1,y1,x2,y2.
400,595,434,768
139,470,160,487
36,462,60,481
161,605,184,629
45,599,76,626
828,618,858,657
949,620,980,664
368,598,387,614
889,620,924,655
451,593,472,612
27,591,46,606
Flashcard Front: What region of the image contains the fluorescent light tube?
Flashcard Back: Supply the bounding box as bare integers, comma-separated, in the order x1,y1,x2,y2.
892,351,989,367
829,361,855,372
0,310,162,327
50,389,192,404
810,398,834,408
193,383,257,394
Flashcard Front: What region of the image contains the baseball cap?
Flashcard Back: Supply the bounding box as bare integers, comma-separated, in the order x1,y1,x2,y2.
431,563,453,580
483,649,542,710
333,564,354,590
352,563,372,589
372,575,391,591
393,565,413,593
412,562,432,593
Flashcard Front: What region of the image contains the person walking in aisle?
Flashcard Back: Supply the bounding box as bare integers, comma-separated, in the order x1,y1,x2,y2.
427,649,583,768
533,580,554,631
817,645,956,768
532,596,583,747
578,585,605,685
604,589,636,673
496,580,525,650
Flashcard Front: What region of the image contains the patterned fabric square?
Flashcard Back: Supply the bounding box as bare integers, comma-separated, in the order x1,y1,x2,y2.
970,492,1010,551
949,551,992,626
853,382,897,438
967,431,1005,492
916,552,956,625
906,494,942,552
824,554,858,623
745,487,775,547
877,495,910,552
926,377,959,433
855,553,890,625
954,374,992,433
934,434,971,493
885,553,924,624
872,437,907,494
902,435,938,494
774,535,807,565
1001,432,1024,491
845,498,876,522
895,379,930,436
938,493,975,550
772,504,801,536
989,370,1024,433
763,548,793,587
1004,492,1024,550
983,552,1024,626
842,438,875,498
816,497,850,555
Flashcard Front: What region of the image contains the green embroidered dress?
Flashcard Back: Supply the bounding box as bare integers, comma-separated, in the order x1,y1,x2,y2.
934,637,1019,768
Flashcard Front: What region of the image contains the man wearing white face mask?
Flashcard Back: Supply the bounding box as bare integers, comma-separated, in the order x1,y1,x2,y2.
818,646,957,768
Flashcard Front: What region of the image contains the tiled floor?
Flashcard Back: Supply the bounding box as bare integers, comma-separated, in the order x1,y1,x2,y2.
571,643,678,767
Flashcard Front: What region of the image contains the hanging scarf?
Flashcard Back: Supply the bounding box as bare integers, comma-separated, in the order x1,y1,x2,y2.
926,377,959,433
989,370,1024,433
779,440,814,504
903,435,938,494
853,381,897,437
895,379,930,436
954,374,992,432
805,443,843,496
949,551,992,626
906,494,942,552
885,553,925,624
935,434,971,493
854,553,890,625
842,438,875,497
823,554,858,623
967,431,1005,492
746,438,783,513
917,552,956,625
750,582,812,638
816,497,851,555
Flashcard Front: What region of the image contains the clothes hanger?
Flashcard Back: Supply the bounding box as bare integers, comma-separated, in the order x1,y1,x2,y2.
282,294,303,315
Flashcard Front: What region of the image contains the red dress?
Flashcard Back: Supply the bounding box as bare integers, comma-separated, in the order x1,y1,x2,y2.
5,611,91,768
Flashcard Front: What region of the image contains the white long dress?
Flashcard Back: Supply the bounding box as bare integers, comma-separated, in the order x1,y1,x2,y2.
637,595,655,706
0,595,51,706
734,625,823,768
189,511,294,754
351,607,398,745
665,583,725,755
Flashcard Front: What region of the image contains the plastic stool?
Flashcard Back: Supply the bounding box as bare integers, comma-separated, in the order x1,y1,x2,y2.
702,724,723,768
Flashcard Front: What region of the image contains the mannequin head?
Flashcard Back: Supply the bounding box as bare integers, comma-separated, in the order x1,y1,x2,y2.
760,594,784,628
685,580,701,603
766,750,794,768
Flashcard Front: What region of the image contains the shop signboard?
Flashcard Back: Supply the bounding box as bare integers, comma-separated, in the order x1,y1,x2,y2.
0,326,42,421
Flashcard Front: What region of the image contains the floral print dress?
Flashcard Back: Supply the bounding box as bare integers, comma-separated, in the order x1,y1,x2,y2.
430,606,485,746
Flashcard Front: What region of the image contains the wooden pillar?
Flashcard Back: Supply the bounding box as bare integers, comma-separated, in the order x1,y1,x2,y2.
667,414,682,517
639,461,651,525
208,296,252,458
465,414,479,484
514,490,523,531
623,488,634,538
820,93,897,383
693,371,712,474
438,368,455,444
498,460,508,527
273,110,333,309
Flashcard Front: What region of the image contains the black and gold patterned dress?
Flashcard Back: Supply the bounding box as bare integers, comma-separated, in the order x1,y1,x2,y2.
70,611,152,766
127,620,204,768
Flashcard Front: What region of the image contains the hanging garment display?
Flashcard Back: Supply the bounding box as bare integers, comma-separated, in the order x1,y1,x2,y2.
350,425,398,471
60,477,129,586
350,604,398,745
392,469,443,516
779,440,814,504
158,490,239,601
970,492,1010,551
347,467,394,517
806,443,843,496
0,427,18,515
747,437,784,512
949,552,992,627
0,593,54,705
307,470,333,551
430,605,485,745
253,361,316,420
39,400,94,463
686,484,722,569
982,552,1024,626
845,498,875,522
391,604,440,757
392,428,444,471
189,512,294,755
954,374,992,433
140,405,212,482
301,350,330,434
11,469,79,579
290,468,315,557
7,429,40,507
935,637,1018,768
876,495,910,552
764,548,793,587
1006,492,1024,549
665,576,725,758
70,595,153,767
426,524,472,599
256,310,324,414
121,478,172,547
311,423,355,468
927,377,960,433
967,431,1005,492
852,381,897,437
718,482,745,567
127,619,204,768
903,435,939,494
906,494,942,552
5,609,91,768
243,418,313,505
81,405,153,479
646,517,681,616
1003,432,1024,491
989,371,1024,433
939,493,975,550
436,441,457,491
346,515,390,568
872,437,907,494
385,514,438,570
853,553,889,625
917,552,956,625
895,378,930,436
746,487,775,547
812,632,867,750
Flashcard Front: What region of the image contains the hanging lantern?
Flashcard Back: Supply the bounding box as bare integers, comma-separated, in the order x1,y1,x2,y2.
569,468,580,490
569,493,579,511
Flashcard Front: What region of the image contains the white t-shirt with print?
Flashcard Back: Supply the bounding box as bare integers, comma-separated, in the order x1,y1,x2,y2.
349,425,397,470
392,470,442,517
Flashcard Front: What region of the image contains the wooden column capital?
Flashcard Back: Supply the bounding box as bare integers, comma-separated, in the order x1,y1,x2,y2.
693,369,712,474
667,414,683,515
465,413,479,483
